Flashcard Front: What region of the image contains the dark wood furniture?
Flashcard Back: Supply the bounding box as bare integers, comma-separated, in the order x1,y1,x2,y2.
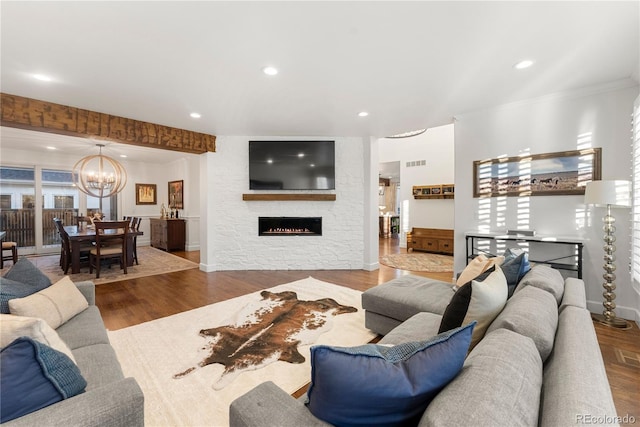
406,227,454,255
89,221,129,279
65,225,142,274
1,230,18,269
150,218,185,252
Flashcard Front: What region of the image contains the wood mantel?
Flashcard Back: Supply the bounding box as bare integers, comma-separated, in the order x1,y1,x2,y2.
242,194,336,201
1,93,216,154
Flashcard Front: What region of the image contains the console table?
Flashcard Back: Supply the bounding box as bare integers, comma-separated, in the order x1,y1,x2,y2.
465,231,584,278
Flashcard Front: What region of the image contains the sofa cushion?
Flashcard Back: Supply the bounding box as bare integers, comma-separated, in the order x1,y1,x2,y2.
559,277,586,312
378,312,443,346
486,285,558,362
438,266,507,349
501,252,531,297
306,322,475,427
1,258,54,314
362,275,454,321
8,276,89,329
0,337,87,423
0,314,76,363
56,306,111,350
514,265,564,305
422,328,542,427
540,306,618,427
72,344,125,390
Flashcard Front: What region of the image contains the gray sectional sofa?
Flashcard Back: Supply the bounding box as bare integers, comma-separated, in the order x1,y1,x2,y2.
5,280,144,427
229,265,619,427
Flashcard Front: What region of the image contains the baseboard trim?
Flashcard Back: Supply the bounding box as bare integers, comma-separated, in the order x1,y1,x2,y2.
587,300,639,326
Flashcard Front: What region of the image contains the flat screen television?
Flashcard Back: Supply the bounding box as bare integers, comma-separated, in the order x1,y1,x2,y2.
249,140,335,190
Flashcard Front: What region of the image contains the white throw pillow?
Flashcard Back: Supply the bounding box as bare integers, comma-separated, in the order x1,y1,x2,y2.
0,314,77,363
8,276,88,329
439,266,508,349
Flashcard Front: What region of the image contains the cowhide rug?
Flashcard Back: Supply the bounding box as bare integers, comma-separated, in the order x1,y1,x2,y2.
108,277,375,427
173,289,357,389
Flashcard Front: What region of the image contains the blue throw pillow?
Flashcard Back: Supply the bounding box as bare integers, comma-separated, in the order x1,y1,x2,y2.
501,252,531,297
0,337,86,423
305,322,475,427
1,258,52,313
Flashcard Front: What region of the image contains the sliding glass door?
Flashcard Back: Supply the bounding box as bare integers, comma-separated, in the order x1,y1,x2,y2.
0,165,118,255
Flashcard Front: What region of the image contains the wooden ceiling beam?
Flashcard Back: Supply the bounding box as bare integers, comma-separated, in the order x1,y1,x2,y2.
1,93,215,154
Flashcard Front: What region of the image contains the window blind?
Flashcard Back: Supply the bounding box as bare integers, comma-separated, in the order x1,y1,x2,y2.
631,95,640,292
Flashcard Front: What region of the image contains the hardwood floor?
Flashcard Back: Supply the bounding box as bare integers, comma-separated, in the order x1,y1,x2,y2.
95,238,639,423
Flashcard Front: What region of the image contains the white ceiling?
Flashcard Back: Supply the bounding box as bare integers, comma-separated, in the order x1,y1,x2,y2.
0,1,638,162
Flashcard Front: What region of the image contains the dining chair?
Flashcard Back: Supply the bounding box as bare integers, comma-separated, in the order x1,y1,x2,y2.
1,241,18,269
54,218,91,274
89,220,129,279
131,217,142,265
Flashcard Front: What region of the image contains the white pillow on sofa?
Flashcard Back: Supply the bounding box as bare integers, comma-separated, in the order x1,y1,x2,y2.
0,314,76,363
8,276,88,329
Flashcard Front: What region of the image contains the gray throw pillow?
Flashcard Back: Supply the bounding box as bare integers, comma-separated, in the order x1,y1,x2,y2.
1,258,52,314
4,258,52,290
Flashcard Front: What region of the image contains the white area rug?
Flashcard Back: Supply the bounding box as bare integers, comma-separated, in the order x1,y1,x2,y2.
108,277,375,427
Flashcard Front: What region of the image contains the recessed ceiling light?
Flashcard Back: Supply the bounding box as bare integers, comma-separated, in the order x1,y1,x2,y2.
514,60,534,70
262,66,278,76
267,159,273,164
33,74,53,82
46,146,56,150
190,112,201,119
120,154,127,158
358,111,369,117
298,153,305,158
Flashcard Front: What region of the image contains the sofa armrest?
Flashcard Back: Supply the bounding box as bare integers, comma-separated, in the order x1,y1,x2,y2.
229,381,331,427
4,378,144,427
74,281,96,305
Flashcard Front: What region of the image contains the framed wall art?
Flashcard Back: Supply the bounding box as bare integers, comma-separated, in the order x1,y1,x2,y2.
135,183,157,205
168,180,184,209
473,148,601,198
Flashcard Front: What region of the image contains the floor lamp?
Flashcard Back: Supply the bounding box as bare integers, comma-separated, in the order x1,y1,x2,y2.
584,180,631,329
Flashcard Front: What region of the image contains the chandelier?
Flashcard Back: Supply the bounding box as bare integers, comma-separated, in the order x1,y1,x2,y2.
72,144,127,212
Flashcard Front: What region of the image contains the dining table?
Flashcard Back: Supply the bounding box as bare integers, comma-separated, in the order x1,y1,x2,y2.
64,225,143,274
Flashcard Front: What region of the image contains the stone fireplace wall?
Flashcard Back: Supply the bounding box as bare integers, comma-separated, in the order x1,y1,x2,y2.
202,136,366,270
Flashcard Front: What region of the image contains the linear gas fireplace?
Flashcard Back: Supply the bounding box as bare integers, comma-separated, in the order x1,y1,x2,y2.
259,217,322,236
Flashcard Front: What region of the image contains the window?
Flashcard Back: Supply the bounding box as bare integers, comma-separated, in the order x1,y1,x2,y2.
54,195,74,209
0,195,10,209
631,95,640,292
22,194,35,209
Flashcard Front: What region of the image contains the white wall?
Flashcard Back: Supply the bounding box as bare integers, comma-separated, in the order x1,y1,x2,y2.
379,124,455,246
454,80,640,322
199,136,368,271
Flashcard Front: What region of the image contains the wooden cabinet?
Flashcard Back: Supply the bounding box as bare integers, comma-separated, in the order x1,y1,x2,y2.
407,228,454,255
412,184,454,199
150,218,185,252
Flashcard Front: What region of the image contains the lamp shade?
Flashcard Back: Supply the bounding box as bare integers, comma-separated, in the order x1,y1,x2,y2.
584,180,631,208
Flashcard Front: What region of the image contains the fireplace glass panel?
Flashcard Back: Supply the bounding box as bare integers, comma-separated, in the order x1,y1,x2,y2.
259,217,322,236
